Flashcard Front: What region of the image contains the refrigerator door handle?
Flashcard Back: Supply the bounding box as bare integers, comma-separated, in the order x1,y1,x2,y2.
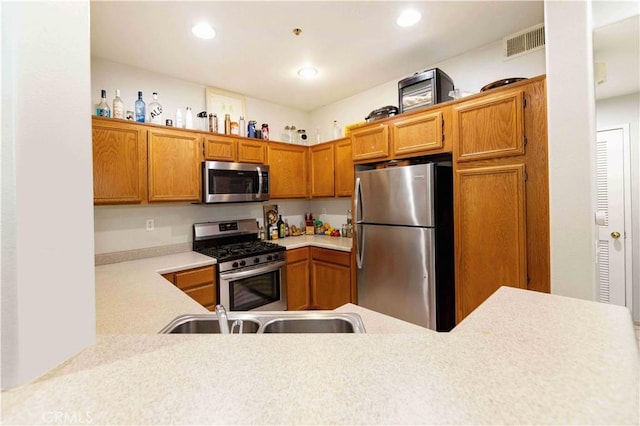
354,177,364,269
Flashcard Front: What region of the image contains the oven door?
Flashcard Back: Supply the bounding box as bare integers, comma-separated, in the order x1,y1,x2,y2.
203,161,269,203
219,260,287,311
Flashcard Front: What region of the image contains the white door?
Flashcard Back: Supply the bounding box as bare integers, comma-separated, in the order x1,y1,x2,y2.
595,126,631,308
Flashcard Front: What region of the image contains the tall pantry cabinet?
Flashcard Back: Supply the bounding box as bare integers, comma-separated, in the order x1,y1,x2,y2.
349,75,550,324
452,77,549,322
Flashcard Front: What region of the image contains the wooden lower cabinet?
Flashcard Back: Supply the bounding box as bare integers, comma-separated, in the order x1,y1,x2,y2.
310,247,351,310
162,265,216,311
454,163,527,322
286,247,311,310
285,247,352,310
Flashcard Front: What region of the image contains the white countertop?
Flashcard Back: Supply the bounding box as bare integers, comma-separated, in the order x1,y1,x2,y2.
274,234,352,252
2,252,638,425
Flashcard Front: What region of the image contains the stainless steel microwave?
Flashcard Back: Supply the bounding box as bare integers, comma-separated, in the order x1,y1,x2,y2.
202,161,269,203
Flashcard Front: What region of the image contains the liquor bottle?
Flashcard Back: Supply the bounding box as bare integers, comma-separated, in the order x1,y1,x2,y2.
112,89,124,119
96,89,111,117
185,107,194,129
148,92,163,124
277,215,285,239
134,91,145,123
284,219,290,237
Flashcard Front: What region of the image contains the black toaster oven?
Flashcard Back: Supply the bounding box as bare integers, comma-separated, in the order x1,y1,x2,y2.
398,68,455,113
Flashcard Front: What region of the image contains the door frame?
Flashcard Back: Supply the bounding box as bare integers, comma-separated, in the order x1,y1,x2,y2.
595,124,633,311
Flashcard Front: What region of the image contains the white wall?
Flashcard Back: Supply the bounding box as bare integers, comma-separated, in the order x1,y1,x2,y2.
94,198,350,254
596,92,640,320
310,39,547,143
544,0,597,301
1,1,95,389
91,57,311,144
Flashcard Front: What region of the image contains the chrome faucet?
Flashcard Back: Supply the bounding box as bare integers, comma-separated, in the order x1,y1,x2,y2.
215,304,230,334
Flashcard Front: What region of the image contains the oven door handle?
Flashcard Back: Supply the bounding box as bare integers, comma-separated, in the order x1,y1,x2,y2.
256,166,263,199
220,260,285,280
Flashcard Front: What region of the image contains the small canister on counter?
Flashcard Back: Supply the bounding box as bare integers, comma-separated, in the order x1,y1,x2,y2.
208,114,218,133
248,120,257,138
165,119,173,127
230,121,239,135
261,123,269,140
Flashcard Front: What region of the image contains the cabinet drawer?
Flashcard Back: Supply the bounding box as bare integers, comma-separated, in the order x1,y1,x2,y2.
310,247,350,267
287,247,309,264
174,266,215,290
184,284,215,307
392,110,444,155
238,140,266,164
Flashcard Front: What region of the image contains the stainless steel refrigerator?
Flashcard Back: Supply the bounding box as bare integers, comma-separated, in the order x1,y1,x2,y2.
354,159,454,331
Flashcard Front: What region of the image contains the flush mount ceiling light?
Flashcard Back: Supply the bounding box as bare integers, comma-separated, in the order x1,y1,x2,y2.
192,22,216,39
298,67,318,79
396,9,421,27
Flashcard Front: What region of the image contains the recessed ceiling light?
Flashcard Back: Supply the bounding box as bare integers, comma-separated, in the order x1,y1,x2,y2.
396,10,421,27
192,22,216,39
298,67,318,79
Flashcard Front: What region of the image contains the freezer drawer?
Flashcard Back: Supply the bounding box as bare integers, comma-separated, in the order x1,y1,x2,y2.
355,163,434,227
356,224,436,328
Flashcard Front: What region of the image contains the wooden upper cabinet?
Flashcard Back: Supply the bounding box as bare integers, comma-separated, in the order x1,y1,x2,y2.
238,139,266,164
334,138,354,197
148,128,203,202
392,110,445,156
204,134,236,162
310,142,335,197
351,123,389,161
454,164,527,322
453,89,525,162
92,117,148,205
267,142,308,198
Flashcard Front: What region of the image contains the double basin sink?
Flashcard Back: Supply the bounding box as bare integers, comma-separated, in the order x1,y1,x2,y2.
159,311,366,334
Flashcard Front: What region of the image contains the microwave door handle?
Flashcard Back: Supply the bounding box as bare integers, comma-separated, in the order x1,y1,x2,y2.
256,166,263,199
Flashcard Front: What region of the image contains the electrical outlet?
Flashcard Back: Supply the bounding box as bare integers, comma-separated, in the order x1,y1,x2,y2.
146,219,154,231
321,208,327,215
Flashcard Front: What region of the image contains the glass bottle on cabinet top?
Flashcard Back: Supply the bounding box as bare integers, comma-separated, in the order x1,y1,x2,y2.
112,89,124,119
148,92,163,124
96,89,111,117
134,91,145,123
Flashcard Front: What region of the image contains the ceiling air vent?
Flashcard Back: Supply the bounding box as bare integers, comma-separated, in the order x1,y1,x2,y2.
503,23,545,59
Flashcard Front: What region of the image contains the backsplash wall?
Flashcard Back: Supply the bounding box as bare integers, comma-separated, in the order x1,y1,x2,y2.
94,198,351,254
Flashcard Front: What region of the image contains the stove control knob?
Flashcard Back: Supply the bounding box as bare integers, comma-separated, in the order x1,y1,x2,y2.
240,260,246,267
232,262,239,268
254,257,260,264
267,255,273,261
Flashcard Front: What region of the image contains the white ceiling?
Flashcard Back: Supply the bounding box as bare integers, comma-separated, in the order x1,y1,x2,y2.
90,1,544,112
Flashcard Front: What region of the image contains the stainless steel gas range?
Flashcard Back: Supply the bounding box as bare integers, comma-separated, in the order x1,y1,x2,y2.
193,219,287,311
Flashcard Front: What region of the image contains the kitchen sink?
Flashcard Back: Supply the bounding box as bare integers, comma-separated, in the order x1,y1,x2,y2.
262,318,356,333
159,312,366,334
161,315,261,334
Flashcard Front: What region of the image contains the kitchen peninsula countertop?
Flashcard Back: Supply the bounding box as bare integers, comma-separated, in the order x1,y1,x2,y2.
2,252,638,425
273,234,352,252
